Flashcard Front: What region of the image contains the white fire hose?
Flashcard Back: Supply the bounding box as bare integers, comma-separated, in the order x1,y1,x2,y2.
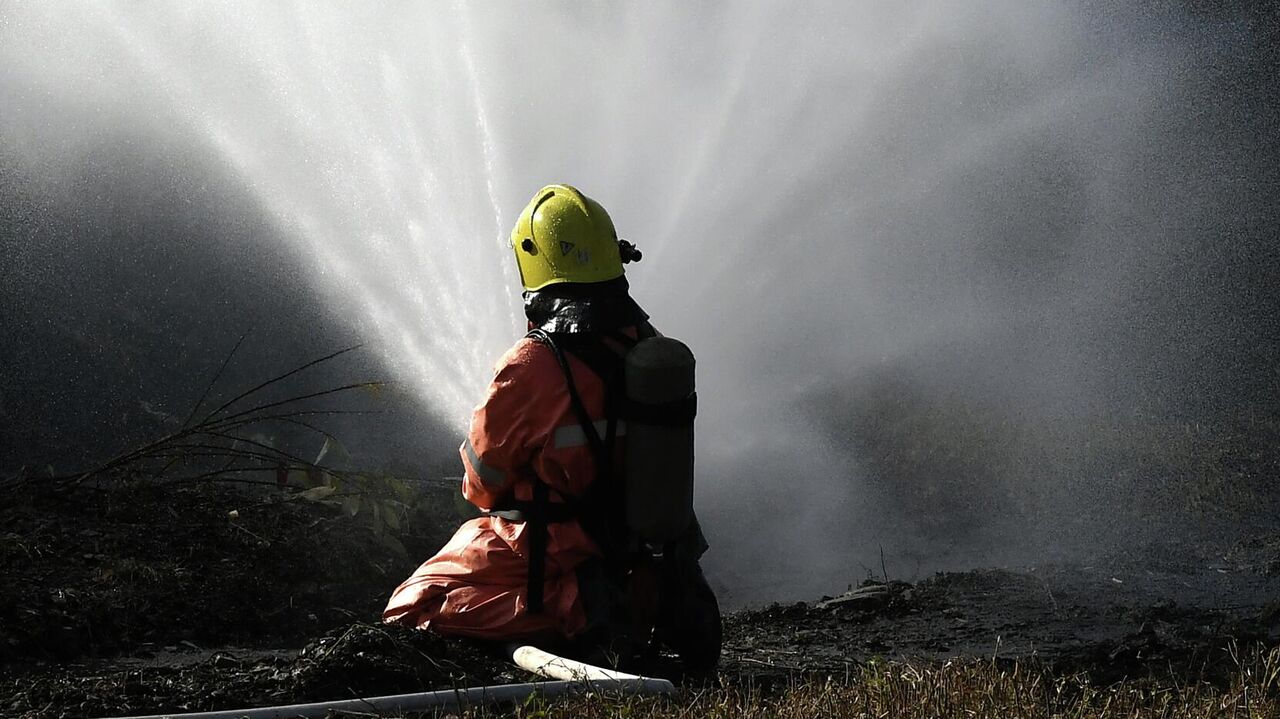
102,644,674,719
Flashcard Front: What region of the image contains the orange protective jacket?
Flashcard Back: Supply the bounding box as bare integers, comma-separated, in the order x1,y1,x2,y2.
383,331,629,640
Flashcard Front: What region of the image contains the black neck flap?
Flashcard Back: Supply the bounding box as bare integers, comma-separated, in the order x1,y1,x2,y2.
523,277,650,333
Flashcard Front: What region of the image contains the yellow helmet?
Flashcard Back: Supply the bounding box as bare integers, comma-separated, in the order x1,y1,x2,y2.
511,184,625,291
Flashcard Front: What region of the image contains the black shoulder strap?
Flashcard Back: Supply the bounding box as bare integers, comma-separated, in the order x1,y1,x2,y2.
525,479,548,613
562,333,631,384
527,330,609,461
518,330,620,614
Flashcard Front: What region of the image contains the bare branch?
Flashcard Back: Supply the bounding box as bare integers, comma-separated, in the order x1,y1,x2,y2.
198,344,363,424
182,330,250,429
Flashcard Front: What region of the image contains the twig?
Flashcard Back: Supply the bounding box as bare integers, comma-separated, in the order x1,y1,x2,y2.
163,472,284,487
1038,575,1058,613
203,381,385,429
228,520,269,544
207,409,384,429
256,416,343,444
738,657,804,672
182,330,249,429
45,339,387,490
198,344,362,424
196,431,315,468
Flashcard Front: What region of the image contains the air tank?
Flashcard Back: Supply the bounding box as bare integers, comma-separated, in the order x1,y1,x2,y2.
624,336,696,545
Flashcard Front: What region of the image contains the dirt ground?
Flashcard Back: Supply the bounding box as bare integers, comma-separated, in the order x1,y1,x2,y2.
3,479,1279,718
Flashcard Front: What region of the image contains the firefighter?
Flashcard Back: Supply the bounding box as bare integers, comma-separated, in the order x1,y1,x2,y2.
383,184,719,673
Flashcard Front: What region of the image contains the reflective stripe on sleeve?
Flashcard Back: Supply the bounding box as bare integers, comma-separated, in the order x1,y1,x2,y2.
461,439,506,488
553,420,627,449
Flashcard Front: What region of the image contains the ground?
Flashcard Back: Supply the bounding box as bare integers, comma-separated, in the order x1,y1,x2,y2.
2,478,1280,718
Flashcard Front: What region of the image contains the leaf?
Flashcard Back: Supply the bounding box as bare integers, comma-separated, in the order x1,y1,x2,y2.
298,485,337,502
375,531,407,557
341,495,361,518
389,478,416,503
382,504,402,531
314,437,351,466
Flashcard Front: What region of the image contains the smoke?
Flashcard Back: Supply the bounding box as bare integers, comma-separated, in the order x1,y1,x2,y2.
2,2,1276,603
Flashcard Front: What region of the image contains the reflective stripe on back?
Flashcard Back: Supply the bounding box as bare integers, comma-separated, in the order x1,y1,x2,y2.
553,420,627,449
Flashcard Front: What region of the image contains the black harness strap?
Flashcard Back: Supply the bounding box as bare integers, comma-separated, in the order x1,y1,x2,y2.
621,394,698,426
485,477,576,614
516,328,650,613
526,480,549,613
506,325,659,614
483,502,577,524
516,329,610,614
558,334,631,563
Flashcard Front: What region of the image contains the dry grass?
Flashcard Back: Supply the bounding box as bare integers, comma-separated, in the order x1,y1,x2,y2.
455,645,1280,719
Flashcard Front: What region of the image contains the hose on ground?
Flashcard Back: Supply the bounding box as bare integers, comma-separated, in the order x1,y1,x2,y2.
102,643,674,719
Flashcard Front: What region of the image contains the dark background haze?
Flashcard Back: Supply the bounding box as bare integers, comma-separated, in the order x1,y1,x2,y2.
1,1,1276,604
